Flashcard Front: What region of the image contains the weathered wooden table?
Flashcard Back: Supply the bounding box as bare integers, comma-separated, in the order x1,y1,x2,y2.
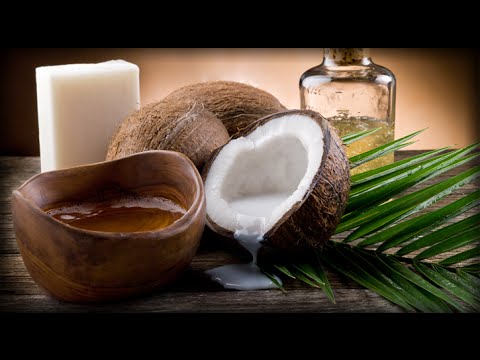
1,151,478,312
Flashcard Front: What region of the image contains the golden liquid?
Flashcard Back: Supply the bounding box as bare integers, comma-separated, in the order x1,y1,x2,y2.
329,117,395,176
44,195,186,232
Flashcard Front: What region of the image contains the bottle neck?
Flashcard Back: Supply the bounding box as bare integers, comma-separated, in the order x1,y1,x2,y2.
322,48,371,66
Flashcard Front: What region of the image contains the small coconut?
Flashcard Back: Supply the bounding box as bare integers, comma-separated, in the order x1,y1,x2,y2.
164,81,287,138
106,101,230,169
202,109,350,254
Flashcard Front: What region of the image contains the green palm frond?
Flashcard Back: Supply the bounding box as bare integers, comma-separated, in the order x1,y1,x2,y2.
265,130,480,312
349,129,425,169
273,261,335,303
341,127,381,145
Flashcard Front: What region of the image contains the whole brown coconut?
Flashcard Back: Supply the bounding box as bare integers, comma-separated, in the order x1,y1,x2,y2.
164,81,287,138
107,81,286,169
106,101,230,169
202,110,350,254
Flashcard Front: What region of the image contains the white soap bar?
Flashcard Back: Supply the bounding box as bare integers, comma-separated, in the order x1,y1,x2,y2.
35,60,140,172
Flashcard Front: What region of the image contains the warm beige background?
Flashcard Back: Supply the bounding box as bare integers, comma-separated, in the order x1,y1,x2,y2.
1,48,478,155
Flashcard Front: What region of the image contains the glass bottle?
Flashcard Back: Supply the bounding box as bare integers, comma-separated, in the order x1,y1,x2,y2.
300,48,396,174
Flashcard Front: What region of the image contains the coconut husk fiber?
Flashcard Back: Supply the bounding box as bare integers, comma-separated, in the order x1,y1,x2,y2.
163,81,287,138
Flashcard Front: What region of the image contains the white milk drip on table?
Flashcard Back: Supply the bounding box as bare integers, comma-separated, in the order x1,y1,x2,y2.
205,199,283,290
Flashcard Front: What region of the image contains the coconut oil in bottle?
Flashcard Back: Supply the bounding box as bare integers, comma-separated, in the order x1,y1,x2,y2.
300,48,396,175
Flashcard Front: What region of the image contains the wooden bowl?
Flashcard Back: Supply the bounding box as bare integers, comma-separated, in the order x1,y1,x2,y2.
11,150,205,303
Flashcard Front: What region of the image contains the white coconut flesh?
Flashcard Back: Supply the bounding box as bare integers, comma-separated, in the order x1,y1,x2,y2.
205,114,325,248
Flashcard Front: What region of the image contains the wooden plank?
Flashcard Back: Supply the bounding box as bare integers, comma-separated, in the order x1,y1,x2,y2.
0,289,402,313
0,152,478,313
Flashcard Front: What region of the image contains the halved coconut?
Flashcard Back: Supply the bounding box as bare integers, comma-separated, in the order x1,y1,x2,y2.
203,109,350,253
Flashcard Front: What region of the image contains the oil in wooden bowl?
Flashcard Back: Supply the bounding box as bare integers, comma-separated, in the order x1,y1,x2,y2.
44,195,186,233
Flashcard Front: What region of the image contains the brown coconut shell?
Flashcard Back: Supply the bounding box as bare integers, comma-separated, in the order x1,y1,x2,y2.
164,81,287,138
202,109,350,253
106,101,230,170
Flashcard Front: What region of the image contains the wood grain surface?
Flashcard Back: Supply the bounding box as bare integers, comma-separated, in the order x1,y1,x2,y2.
1,151,478,312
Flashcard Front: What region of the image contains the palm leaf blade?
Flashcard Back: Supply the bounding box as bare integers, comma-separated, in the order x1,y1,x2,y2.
459,264,480,273
456,269,480,287
349,152,478,208
340,164,480,239
339,159,480,234
262,270,286,293
273,264,296,279
272,262,335,303
293,263,326,286
345,152,479,215
439,246,480,266
293,262,336,303
344,141,480,219
431,263,480,299
313,254,336,303
349,129,425,168
350,148,455,197
350,141,416,169
342,127,380,145
414,227,480,260
289,268,321,288
323,245,415,311
397,212,480,256
368,190,480,251
378,254,466,312
354,249,452,312
413,262,480,310
350,147,450,186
